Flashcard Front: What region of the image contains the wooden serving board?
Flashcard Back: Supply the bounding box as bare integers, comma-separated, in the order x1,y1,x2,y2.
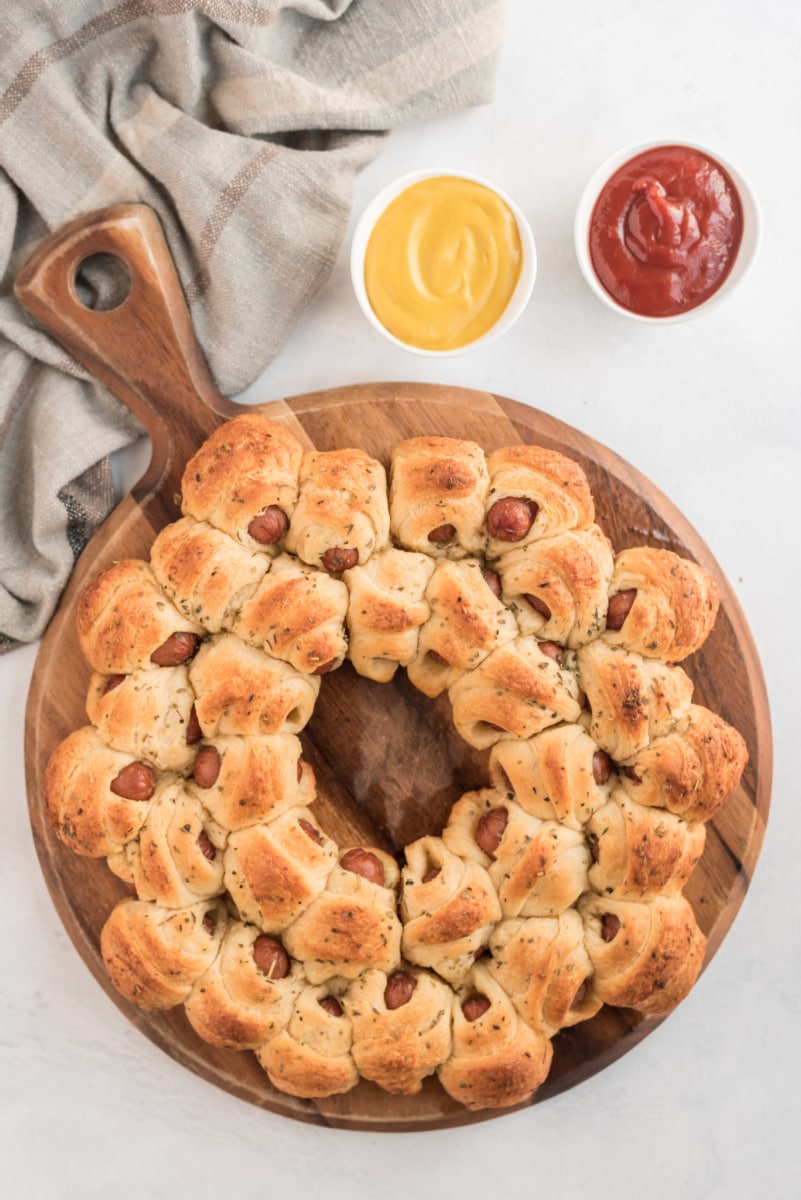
18,206,771,1131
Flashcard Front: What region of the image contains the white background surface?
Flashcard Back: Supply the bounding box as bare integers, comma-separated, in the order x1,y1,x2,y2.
3,2,799,1197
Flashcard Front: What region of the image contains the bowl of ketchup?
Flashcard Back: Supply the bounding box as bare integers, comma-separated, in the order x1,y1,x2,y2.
574,141,760,321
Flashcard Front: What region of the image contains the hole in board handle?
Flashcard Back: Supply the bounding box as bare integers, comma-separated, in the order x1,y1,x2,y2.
74,252,132,312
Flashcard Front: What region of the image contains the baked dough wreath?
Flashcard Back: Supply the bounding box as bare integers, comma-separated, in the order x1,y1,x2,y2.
43,413,747,1112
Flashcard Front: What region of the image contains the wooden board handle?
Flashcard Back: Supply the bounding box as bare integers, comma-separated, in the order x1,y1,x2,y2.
14,204,233,497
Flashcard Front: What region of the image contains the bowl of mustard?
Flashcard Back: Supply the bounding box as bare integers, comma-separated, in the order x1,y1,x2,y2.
350,170,536,356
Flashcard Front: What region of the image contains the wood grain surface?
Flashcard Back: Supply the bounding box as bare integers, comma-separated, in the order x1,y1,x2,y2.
17,206,771,1131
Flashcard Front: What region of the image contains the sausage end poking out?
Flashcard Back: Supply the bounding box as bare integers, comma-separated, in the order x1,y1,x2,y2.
606,588,637,632
475,807,508,857
592,749,612,786
109,761,155,802
462,995,491,1022
247,505,288,545
193,745,221,789
319,995,344,1017
197,831,217,862
321,547,359,574
523,592,552,620
253,935,290,979
340,848,385,886
600,913,621,943
150,632,199,667
384,971,417,1010
299,818,323,845
487,497,539,542
428,523,456,545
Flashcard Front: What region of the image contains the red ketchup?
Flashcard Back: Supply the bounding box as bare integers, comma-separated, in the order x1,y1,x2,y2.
588,145,743,317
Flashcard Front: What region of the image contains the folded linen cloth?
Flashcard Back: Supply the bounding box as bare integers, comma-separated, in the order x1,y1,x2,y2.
0,0,509,652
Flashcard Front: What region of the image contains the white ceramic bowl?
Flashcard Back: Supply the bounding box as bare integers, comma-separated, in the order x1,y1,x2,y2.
574,140,761,323
350,169,537,356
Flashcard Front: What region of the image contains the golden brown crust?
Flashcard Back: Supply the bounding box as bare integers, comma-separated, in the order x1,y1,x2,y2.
43,726,156,857
406,558,519,697
485,445,595,558
283,849,402,984
619,704,748,822
255,982,358,1098
223,807,337,933
442,791,590,917
150,516,267,633
389,436,489,558
400,836,501,982
284,448,390,569
232,553,348,675
488,724,614,830
496,525,613,647
188,634,319,737
184,922,305,1049
586,788,706,901
577,642,694,761
437,964,553,1110
186,733,315,835
449,636,582,749
121,780,224,906
180,413,304,551
579,893,707,1015
344,547,435,681
603,547,720,661
85,666,197,772
100,897,227,1011
488,911,602,1037
345,967,453,1094
77,558,203,674
51,417,743,1110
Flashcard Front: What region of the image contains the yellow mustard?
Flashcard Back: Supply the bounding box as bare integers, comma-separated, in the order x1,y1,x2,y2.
364,176,523,351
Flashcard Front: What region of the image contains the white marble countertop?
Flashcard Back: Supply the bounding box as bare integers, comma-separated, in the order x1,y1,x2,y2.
3,2,799,1196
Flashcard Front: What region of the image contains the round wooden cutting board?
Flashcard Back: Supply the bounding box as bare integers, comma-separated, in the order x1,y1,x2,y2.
18,206,771,1131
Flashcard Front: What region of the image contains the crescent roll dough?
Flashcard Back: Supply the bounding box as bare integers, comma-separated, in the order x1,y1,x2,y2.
345,968,453,1095
449,636,582,750
488,911,602,1038
443,791,590,918
186,733,315,837
188,634,319,737
488,724,614,830
344,547,435,682
256,981,358,1098
44,725,156,857
85,665,198,772
437,963,553,1111
619,704,748,823
577,642,694,760
77,558,203,674
484,444,595,559
150,517,267,634
119,781,224,907
389,436,489,558
406,558,519,698
233,553,348,675
100,897,227,1011
282,849,402,984
603,547,720,661
579,892,707,1016
586,789,706,900
496,525,613,647
180,413,304,552
223,807,338,933
400,836,501,982
284,448,390,571
184,921,305,1050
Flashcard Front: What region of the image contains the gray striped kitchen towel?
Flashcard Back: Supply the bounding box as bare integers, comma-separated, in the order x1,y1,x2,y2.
0,0,509,651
